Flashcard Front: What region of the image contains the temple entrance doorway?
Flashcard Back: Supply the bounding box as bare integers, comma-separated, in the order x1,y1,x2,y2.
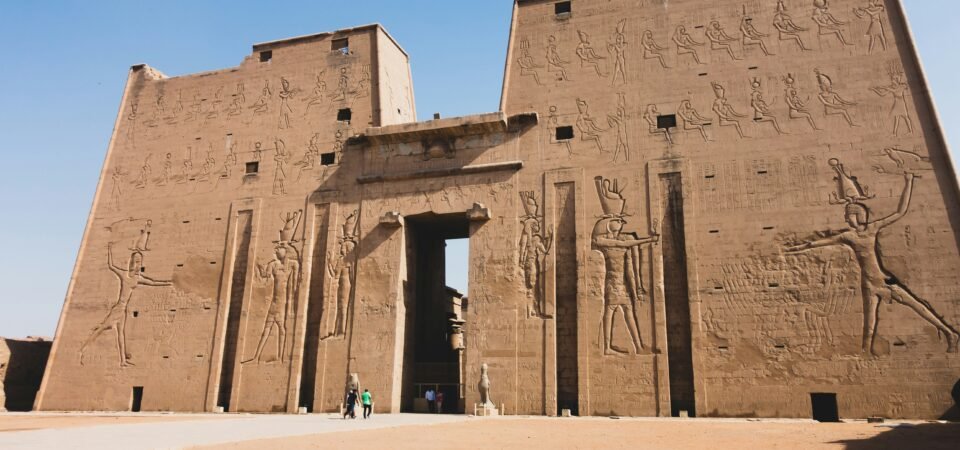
400,213,468,414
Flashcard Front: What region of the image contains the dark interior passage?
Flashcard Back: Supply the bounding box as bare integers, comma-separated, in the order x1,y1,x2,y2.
660,173,696,417
299,206,330,412
401,213,468,414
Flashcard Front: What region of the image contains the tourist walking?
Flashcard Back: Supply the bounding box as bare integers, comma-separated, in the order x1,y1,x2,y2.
361,389,373,419
436,391,444,414
344,389,359,419
425,388,436,413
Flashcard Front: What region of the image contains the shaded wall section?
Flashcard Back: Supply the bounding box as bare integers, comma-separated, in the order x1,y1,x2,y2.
1,338,52,411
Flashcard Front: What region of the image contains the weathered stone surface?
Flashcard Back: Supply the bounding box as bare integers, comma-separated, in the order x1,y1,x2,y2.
37,1,960,420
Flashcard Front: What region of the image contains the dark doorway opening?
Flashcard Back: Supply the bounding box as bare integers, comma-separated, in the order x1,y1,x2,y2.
811,393,840,422
555,182,579,416
661,173,696,417
131,386,144,412
401,213,468,414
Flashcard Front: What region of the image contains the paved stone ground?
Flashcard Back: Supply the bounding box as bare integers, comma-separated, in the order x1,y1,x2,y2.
0,413,468,450
0,413,957,450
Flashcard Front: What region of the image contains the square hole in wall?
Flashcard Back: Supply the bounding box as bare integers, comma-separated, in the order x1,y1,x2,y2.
555,1,572,15
259,50,272,63
332,38,349,54
657,114,677,129
811,393,840,422
555,126,574,141
321,152,336,166
245,161,259,174
337,108,352,122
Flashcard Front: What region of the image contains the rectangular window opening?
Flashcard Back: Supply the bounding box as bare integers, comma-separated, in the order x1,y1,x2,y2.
245,162,259,174
337,108,352,123
657,114,677,129
555,1,572,15
320,152,336,166
556,126,574,141
259,50,272,63
332,38,349,54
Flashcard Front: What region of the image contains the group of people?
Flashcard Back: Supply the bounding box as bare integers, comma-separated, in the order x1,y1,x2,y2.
343,389,374,419
424,388,445,414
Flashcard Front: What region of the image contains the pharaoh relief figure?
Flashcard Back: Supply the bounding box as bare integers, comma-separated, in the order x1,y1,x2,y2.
592,177,658,356
750,78,786,135
575,30,606,77
673,25,705,65
705,20,742,61
325,210,360,339
243,211,302,364
741,8,774,56
774,0,811,51
854,0,888,53
80,229,172,368
519,192,553,318
872,62,914,136
711,82,748,139
783,73,822,131
786,161,959,354
811,0,853,46
546,35,571,81
677,100,711,142
641,30,670,69
815,69,859,127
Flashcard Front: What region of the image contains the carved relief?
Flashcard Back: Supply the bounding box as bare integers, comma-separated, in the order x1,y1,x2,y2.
330,67,351,102
519,191,553,318
607,93,631,162
811,0,853,46
711,82,748,139
517,39,545,86
324,210,360,340
227,82,246,117
250,80,272,116
673,25,705,65
678,100,711,142
353,65,372,100
815,69,858,127
852,0,887,53
144,93,164,128
207,87,223,120
873,147,933,175
80,225,172,367
741,8,774,56
872,62,913,136
134,155,152,189
774,0,811,51
156,153,173,186
609,20,628,86
706,21,742,61
295,133,321,181
575,98,607,153
273,139,289,195
783,73,821,131
303,71,327,116
243,210,303,364
828,158,874,205
592,177,658,356
547,106,573,155
641,30,670,69
644,104,673,144
177,146,194,184
576,30,606,77
786,162,959,354
277,77,298,129
750,78,786,135
546,35,571,81
110,166,124,210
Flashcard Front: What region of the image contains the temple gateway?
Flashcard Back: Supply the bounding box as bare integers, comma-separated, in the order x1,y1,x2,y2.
37,0,960,419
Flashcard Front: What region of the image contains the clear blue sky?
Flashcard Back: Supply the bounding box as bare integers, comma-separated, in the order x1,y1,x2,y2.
0,1,956,338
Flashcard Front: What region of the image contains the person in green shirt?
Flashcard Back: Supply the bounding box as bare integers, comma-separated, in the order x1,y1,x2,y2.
361,389,373,419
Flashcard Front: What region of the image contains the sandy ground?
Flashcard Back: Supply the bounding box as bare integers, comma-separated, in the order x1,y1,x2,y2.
0,412,224,433
197,416,960,450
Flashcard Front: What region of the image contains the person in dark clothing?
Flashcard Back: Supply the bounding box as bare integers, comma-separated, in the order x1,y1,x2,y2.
344,389,359,419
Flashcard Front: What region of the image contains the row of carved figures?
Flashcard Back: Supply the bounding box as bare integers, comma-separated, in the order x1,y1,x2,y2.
125,66,370,138
519,0,892,86
549,63,912,162
109,131,346,210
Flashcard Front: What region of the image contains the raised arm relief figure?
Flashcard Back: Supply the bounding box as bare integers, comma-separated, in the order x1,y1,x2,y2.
786,170,959,354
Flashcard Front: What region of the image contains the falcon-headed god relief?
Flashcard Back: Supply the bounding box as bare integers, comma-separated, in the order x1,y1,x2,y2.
592,177,659,356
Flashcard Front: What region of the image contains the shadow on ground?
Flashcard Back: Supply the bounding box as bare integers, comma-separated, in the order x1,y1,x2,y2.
831,423,960,450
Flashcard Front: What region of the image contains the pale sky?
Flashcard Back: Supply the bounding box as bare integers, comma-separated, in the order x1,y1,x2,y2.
0,1,956,338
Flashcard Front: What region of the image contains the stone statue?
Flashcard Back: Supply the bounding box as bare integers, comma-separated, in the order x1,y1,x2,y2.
478,363,494,408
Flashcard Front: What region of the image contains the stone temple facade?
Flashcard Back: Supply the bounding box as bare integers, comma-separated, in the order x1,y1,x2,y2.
37,0,960,419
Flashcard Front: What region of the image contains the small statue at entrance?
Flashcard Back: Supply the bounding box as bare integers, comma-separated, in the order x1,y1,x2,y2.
478,363,494,408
